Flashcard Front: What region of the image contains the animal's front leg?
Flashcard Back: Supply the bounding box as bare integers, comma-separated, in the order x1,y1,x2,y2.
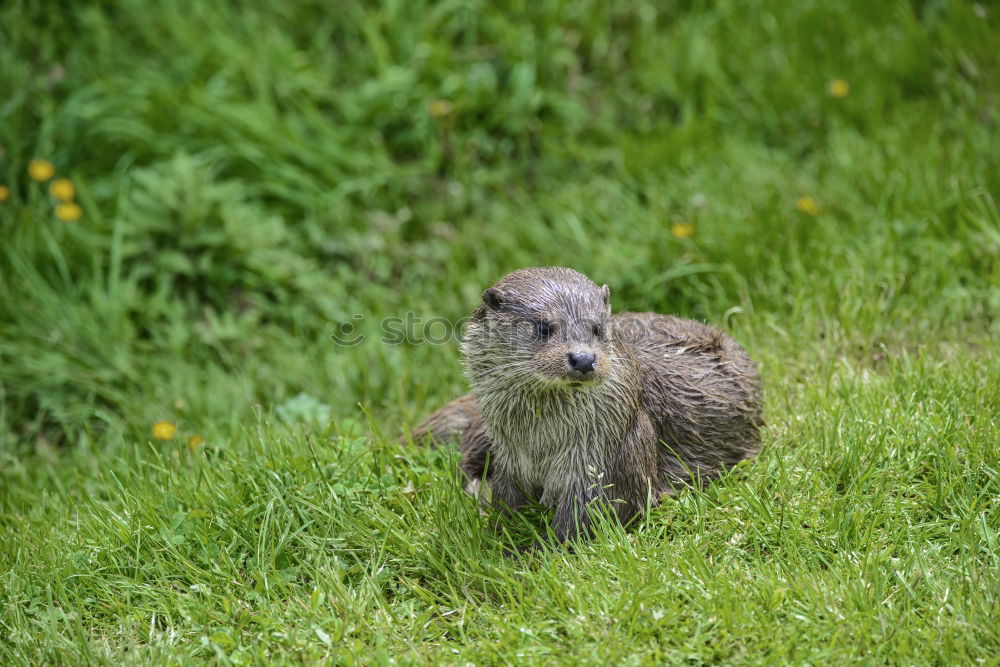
546,465,612,543
550,489,595,543
549,476,638,543
488,465,534,514
488,468,541,556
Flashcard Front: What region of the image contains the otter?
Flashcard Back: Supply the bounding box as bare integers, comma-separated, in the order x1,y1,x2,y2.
409,267,763,543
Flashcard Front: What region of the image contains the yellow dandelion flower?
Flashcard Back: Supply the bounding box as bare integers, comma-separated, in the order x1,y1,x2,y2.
795,196,820,217
28,159,56,182
49,178,75,202
827,79,849,98
187,435,206,451
55,202,83,222
152,421,177,440
428,99,454,119
0,185,10,202
671,222,695,239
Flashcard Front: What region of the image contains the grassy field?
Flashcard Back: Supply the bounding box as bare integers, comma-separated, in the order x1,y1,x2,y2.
2,0,999,663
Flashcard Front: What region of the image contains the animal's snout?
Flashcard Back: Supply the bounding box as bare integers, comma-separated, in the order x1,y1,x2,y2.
567,351,596,374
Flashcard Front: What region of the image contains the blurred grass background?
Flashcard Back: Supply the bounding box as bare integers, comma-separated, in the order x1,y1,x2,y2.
1,0,999,663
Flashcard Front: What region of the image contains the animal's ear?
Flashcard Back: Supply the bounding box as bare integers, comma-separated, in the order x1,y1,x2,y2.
600,284,611,307
483,287,506,312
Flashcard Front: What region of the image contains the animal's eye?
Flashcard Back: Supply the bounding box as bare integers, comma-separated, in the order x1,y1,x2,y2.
592,324,604,339
535,321,552,340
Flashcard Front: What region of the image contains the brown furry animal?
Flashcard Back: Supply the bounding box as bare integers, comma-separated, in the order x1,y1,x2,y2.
409,267,763,542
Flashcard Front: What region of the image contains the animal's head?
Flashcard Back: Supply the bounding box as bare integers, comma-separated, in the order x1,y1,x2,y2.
462,267,614,392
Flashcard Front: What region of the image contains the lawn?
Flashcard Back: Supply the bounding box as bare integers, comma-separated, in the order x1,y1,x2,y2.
1,0,999,663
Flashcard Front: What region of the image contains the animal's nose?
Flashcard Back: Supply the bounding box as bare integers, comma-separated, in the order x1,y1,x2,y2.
568,351,596,374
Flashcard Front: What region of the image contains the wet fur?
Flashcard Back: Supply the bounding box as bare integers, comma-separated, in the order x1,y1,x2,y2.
408,267,763,542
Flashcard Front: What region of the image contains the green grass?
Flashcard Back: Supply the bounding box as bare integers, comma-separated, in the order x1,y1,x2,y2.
1,0,999,663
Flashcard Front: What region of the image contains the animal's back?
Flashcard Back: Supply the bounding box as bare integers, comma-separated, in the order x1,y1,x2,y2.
613,311,763,488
